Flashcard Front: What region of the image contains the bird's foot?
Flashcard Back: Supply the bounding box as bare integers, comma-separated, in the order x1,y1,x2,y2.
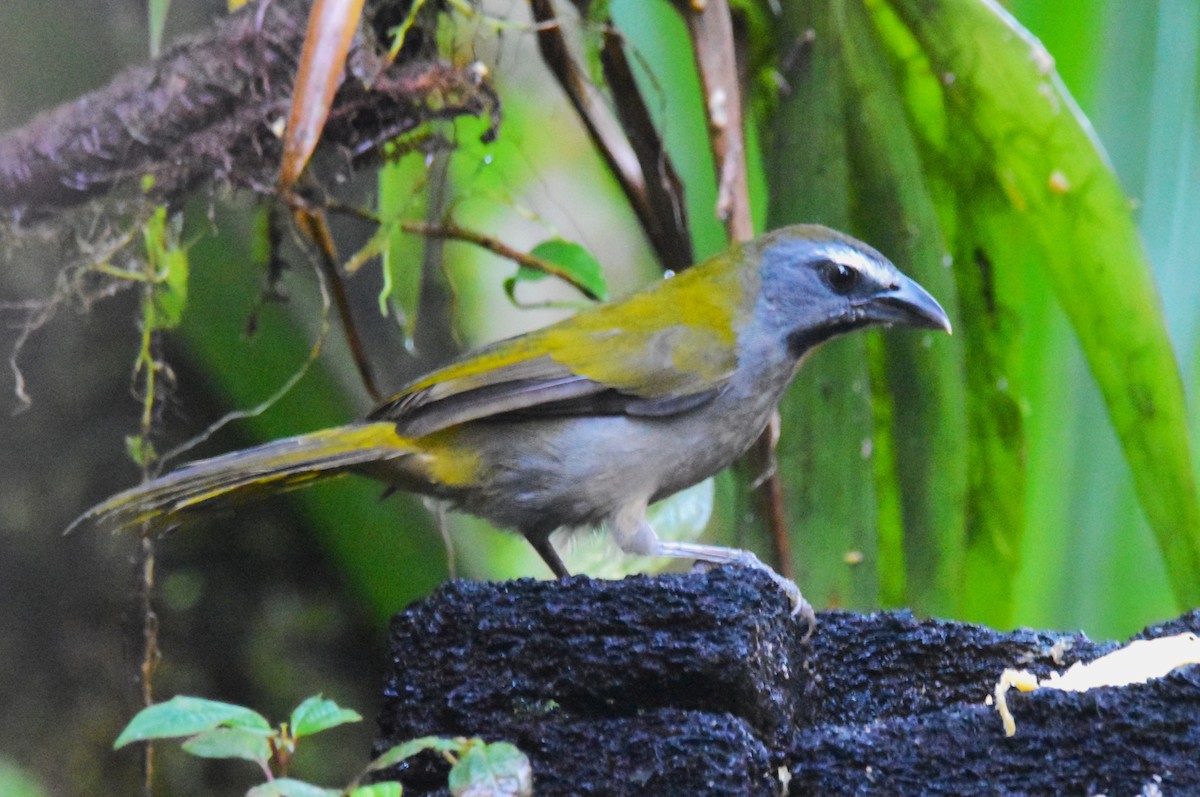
614,519,817,637
690,549,816,638
740,554,816,638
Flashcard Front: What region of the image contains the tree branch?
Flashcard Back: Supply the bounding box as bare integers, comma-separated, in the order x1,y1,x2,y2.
402,219,604,300
527,0,693,271
0,0,497,220
374,569,1200,796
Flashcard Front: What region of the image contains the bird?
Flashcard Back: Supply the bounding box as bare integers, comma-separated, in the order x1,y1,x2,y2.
71,224,951,623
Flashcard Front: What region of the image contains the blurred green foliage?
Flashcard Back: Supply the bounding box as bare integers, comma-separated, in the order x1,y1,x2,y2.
1007,0,1200,635
0,758,46,797
744,0,1200,634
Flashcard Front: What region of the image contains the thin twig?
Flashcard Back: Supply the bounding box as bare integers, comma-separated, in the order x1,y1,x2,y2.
134,534,158,797
526,0,641,187
526,0,689,270
598,30,693,270
679,0,752,238
402,219,604,300
291,205,384,402
134,262,163,797
751,411,792,577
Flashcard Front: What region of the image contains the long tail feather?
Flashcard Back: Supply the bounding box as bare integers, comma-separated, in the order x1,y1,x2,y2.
68,422,413,534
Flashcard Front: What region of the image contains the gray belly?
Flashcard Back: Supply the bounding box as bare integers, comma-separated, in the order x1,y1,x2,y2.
439,374,789,536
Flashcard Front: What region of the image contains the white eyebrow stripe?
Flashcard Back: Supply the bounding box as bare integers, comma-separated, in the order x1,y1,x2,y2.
818,243,894,284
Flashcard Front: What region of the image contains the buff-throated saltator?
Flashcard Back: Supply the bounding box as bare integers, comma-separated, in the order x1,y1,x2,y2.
72,225,951,619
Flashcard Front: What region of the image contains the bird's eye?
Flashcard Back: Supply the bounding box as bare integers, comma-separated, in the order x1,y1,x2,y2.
820,260,860,295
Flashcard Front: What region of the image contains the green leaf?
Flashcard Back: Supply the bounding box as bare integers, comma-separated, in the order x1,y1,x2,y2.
142,206,189,331
246,778,340,797
151,245,189,328
180,727,271,764
501,265,545,305
447,742,532,797
766,0,1200,622
879,0,1200,609
124,434,158,468
348,783,403,797
289,695,361,738
113,696,270,749
1009,0,1194,636
505,239,608,303
378,151,429,338
345,222,396,276
368,736,465,773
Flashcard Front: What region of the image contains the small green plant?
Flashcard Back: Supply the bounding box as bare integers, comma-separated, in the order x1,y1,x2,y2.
115,695,532,796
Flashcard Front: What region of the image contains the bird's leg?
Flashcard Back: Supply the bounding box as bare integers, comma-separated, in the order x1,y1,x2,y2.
527,533,572,579
610,501,816,633
432,501,457,579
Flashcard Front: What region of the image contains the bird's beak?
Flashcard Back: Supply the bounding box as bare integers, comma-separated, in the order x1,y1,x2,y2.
863,273,952,334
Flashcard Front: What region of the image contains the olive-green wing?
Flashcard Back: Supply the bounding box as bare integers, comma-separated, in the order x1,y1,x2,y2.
370,255,753,438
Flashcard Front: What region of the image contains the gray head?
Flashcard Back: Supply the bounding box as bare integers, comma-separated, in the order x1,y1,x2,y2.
752,225,952,358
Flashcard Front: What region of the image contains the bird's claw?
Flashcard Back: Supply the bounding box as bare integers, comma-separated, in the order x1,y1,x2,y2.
695,550,817,639
773,573,817,640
